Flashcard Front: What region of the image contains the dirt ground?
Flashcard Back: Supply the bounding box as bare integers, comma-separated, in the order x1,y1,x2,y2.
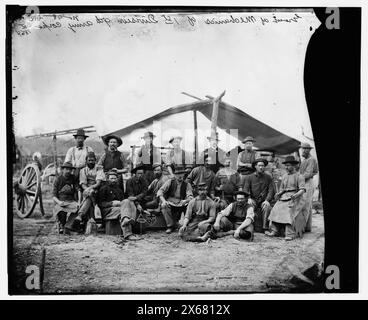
10,195,325,294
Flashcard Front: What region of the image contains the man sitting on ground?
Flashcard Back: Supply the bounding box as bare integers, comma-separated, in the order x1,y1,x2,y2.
178,182,216,242
212,190,255,241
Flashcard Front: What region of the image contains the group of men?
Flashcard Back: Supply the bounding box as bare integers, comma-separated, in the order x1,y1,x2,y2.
53,128,319,242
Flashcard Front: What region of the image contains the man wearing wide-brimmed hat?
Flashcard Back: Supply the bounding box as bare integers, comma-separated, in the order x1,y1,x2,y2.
212,189,255,241
237,136,258,175
266,155,306,241
52,161,80,234
242,158,275,233
299,142,319,232
98,134,127,191
65,128,94,178
198,132,226,174
178,182,216,242
157,167,193,233
134,131,162,184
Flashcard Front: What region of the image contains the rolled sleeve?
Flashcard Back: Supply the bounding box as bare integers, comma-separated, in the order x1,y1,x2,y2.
246,206,255,222
184,199,195,220
79,168,87,186
297,174,306,191
157,179,171,198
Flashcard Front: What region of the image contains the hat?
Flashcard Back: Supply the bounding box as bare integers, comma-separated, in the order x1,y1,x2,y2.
152,163,162,170
85,151,96,160
207,132,220,141
300,142,313,149
141,131,156,139
282,155,299,165
252,158,269,168
239,229,252,240
169,136,182,144
242,136,255,143
238,166,256,174
73,128,89,139
107,169,118,177
235,189,250,197
61,161,75,169
131,164,145,174
103,135,123,147
197,182,208,190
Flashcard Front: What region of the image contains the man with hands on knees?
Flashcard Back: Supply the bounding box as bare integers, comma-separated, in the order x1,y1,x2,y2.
212,190,255,241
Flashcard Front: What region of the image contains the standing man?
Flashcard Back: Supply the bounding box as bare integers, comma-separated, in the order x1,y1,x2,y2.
157,168,193,233
164,135,192,177
213,156,241,211
266,156,306,241
74,152,105,228
243,158,274,233
52,161,80,234
186,155,216,198
98,134,127,191
199,133,226,173
299,142,319,232
135,131,161,184
212,190,255,241
178,182,217,242
65,129,93,178
237,136,258,181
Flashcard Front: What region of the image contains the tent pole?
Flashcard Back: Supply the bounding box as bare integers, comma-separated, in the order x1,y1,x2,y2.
193,110,198,165
210,90,226,139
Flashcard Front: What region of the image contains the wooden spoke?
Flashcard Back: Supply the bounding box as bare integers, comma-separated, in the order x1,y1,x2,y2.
26,170,36,186
26,190,36,196
27,180,37,189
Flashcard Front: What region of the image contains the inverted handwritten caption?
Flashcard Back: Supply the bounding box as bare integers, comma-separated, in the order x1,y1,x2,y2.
14,13,303,36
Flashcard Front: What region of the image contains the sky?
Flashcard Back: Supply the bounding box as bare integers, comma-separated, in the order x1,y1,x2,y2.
12,10,320,152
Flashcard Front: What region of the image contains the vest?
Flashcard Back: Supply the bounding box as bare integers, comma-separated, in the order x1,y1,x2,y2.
229,202,252,223
166,179,188,200
103,151,124,171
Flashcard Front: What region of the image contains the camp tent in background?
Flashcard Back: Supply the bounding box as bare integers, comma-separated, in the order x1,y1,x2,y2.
103,97,301,157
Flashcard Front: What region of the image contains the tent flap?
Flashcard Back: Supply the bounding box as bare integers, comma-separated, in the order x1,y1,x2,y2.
105,100,300,154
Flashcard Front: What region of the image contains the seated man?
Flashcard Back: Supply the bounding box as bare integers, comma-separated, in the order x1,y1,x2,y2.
52,161,81,234
243,158,274,233
74,152,105,229
157,168,193,234
213,156,241,211
144,163,169,209
178,182,216,242
119,164,148,240
212,190,255,241
97,169,124,223
266,156,306,241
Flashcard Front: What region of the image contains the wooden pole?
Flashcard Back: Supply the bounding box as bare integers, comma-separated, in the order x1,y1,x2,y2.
53,131,57,170
193,110,198,165
210,90,226,139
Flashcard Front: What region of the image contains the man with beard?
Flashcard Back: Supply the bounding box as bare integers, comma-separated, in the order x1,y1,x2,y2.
158,168,193,234
119,164,148,240
213,156,241,211
198,133,226,174
299,142,319,232
266,156,306,241
178,182,216,242
135,131,161,184
73,152,105,229
212,190,255,241
52,161,81,234
65,129,94,178
186,155,216,198
243,158,275,233
237,136,258,182
144,163,169,209
97,169,125,226
98,135,127,192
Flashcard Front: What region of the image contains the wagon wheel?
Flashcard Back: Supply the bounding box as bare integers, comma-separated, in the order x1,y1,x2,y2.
14,163,42,218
